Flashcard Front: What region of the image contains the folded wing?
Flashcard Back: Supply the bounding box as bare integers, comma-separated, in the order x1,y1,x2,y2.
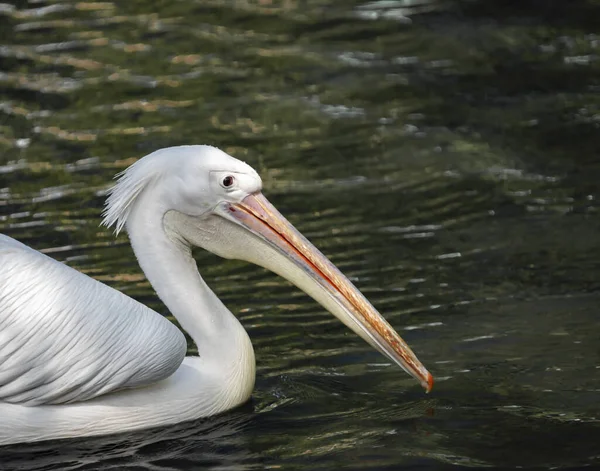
0,234,187,405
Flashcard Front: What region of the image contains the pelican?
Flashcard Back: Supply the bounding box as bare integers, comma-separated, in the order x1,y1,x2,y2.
0,145,433,445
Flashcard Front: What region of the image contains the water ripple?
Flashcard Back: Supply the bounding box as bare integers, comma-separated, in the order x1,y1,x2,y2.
1,0,599,469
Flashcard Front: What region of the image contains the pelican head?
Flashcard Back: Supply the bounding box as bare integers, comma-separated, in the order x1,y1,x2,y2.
103,145,433,392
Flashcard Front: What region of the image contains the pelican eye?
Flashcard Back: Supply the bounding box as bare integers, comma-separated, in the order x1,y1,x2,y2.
222,175,235,188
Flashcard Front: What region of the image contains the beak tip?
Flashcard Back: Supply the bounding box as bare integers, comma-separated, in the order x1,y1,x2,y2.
423,372,434,393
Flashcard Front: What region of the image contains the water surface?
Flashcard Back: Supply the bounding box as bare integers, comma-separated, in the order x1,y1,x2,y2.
1,0,599,469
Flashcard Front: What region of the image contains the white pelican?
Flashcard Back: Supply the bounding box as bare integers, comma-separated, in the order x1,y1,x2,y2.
0,145,433,445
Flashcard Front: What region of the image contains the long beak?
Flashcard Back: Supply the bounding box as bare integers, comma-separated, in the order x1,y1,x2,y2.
219,192,433,392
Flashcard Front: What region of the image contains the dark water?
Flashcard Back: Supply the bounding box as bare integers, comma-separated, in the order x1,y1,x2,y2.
1,0,600,469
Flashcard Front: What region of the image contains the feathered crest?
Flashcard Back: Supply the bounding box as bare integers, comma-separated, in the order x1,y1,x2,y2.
101,152,163,235
101,145,240,235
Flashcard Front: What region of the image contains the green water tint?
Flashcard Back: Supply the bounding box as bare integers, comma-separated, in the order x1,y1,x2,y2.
1,0,599,469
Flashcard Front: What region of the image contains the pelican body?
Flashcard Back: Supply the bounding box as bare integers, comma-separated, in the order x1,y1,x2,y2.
0,145,432,445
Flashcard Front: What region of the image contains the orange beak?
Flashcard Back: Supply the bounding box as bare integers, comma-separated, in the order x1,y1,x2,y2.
223,192,433,392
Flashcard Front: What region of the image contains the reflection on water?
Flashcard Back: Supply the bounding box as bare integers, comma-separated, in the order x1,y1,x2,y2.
1,0,599,469
0,408,260,470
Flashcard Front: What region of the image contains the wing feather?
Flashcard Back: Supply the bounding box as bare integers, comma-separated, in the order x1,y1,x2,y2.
0,234,187,405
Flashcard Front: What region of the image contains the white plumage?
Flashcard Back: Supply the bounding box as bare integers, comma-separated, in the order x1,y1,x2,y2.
0,145,432,445
0,234,186,405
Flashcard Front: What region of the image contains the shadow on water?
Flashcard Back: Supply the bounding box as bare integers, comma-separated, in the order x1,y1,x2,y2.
1,0,599,469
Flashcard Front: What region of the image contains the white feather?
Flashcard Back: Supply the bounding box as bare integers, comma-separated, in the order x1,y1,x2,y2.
0,234,186,405
102,147,171,234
